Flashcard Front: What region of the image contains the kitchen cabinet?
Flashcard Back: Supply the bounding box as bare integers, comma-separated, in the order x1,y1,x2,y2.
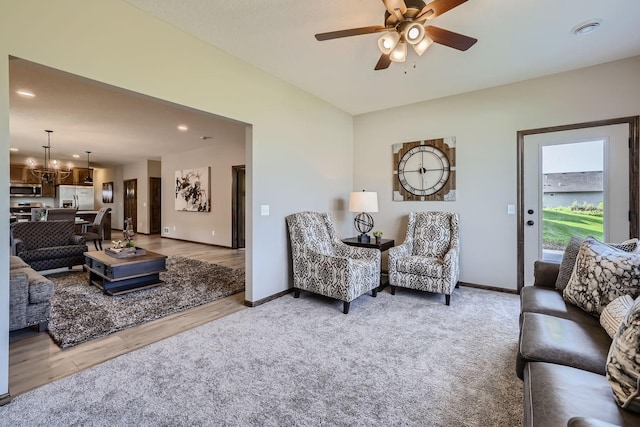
11,163,93,186
59,167,93,185
10,163,35,183
73,167,93,185
41,182,55,198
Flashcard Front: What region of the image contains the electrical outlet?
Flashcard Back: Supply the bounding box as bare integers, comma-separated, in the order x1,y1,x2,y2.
211,230,215,236
163,227,170,234
173,226,176,231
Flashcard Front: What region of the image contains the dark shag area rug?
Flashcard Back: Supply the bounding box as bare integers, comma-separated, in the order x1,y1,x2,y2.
46,256,245,349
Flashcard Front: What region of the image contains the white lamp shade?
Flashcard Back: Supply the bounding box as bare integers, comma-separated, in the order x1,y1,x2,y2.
378,31,400,55
349,191,379,213
413,36,433,56
390,42,408,63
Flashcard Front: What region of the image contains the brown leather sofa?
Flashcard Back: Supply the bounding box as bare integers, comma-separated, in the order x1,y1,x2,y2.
518,261,640,426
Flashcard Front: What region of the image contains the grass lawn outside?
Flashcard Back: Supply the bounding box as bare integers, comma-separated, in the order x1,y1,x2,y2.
542,207,603,249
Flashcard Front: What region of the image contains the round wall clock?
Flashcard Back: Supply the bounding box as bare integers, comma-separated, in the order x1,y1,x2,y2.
392,138,456,201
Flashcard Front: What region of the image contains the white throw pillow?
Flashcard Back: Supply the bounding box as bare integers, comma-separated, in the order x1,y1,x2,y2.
600,295,635,338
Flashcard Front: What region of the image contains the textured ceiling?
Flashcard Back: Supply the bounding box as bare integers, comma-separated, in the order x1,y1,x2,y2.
9,59,246,167
9,1,640,166
121,0,640,115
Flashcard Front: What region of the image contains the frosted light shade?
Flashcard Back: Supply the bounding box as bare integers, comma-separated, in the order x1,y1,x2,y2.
390,42,407,62
349,191,379,213
413,37,433,56
378,31,401,55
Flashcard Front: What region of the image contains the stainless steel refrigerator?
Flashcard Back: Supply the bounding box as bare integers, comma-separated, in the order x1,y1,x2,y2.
56,185,95,210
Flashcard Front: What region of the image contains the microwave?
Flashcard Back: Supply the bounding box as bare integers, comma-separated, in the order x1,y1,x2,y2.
10,184,42,197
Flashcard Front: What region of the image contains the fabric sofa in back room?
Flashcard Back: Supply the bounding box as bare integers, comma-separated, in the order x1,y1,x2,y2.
517,237,640,427
10,220,87,271
9,256,54,332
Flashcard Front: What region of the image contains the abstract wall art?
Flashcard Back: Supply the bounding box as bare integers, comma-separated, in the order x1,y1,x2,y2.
102,182,114,203
175,167,211,212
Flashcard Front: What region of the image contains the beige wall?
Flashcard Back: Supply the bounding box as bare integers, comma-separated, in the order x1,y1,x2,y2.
161,126,245,246
94,166,122,228
0,0,354,396
354,56,640,291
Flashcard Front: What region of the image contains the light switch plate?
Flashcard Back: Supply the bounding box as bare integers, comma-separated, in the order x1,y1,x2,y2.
507,204,516,215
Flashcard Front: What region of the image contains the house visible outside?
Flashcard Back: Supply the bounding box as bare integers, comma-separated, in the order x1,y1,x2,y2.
543,171,603,208
542,170,604,250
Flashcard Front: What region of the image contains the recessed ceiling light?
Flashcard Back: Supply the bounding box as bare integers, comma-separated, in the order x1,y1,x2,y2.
572,20,601,35
9,148,18,152
72,154,80,158
177,124,188,131
200,136,213,140
16,89,35,97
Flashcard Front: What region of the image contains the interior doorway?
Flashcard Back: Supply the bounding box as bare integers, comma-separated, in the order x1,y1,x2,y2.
517,116,640,292
232,165,246,249
149,177,162,235
123,179,138,233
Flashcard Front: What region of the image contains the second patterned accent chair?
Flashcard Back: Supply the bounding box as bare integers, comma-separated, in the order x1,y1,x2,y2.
388,211,460,305
286,211,381,314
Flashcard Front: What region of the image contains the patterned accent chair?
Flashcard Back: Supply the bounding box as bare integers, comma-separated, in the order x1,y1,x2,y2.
10,220,88,271
388,211,460,305
286,211,381,314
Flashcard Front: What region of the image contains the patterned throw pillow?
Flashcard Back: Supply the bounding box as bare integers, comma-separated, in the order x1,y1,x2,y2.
555,236,584,291
556,237,639,291
600,295,635,338
606,296,640,413
563,238,640,317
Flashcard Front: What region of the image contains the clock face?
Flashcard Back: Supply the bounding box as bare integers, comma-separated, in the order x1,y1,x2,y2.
392,138,456,202
397,145,450,196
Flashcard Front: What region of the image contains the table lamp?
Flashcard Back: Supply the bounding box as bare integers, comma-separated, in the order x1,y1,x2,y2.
349,190,378,243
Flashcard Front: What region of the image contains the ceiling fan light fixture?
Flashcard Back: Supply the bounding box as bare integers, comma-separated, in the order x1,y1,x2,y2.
413,36,433,56
390,41,408,63
378,31,400,54
402,22,425,45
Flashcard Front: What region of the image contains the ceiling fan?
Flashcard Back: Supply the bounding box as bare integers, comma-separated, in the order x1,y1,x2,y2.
315,0,477,70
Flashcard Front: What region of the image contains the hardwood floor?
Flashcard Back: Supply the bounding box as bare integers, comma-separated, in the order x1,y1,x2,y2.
8,234,246,397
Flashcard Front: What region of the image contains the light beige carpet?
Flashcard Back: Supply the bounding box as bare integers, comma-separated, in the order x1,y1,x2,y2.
1,285,522,426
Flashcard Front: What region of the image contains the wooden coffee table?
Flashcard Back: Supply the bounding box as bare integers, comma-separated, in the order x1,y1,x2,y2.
84,250,167,295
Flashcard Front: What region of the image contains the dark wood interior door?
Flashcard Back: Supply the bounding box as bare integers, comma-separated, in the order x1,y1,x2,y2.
149,177,162,234
123,179,137,233
232,166,245,249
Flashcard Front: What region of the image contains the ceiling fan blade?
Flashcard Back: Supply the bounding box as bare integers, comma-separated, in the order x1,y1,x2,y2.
426,26,477,51
382,0,407,16
374,54,392,70
315,26,387,41
416,0,469,21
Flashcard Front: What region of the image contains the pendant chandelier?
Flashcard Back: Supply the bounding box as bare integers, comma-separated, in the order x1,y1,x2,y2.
84,151,93,184
28,130,72,184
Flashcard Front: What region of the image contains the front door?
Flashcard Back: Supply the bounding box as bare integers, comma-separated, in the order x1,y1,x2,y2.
522,124,630,286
